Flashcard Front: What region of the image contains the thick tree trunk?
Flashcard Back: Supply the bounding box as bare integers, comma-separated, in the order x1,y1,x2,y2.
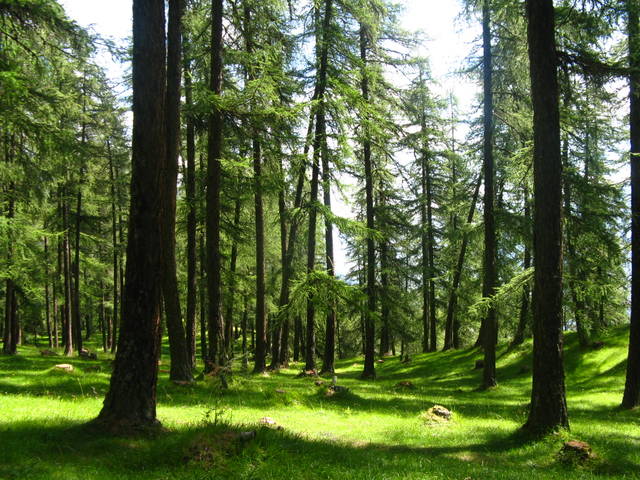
184,55,197,371
481,0,498,389
443,176,482,350
162,0,192,382
95,0,166,430
361,24,376,380
206,0,225,367
523,0,569,433
623,0,640,409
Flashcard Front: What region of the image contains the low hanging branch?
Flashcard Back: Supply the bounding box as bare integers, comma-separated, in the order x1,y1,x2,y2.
281,270,366,321
468,267,534,321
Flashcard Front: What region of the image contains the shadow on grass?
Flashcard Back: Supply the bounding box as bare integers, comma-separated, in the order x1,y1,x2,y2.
3,418,631,480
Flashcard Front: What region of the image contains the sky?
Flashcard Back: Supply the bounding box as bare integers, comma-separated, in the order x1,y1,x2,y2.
58,0,482,276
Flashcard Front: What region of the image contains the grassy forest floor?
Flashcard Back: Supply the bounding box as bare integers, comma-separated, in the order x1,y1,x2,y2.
0,327,639,480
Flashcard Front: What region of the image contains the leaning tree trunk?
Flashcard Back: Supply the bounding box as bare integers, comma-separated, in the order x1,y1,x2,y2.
206,0,225,367
443,175,482,350
623,0,640,409
523,0,569,433
162,0,192,382
481,0,498,390
94,0,167,430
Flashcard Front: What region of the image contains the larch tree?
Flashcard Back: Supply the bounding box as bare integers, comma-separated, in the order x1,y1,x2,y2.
94,0,166,430
623,0,640,409
523,0,569,434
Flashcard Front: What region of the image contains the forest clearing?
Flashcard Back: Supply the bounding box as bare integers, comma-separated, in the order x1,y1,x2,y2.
1,328,638,479
2,0,640,478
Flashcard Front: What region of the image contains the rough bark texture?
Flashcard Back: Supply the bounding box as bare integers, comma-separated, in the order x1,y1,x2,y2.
162,0,192,382
361,24,376,380
95,0,166,430
206,0,225,367
524,0,569,433
624,0,640,409
481,0,497,389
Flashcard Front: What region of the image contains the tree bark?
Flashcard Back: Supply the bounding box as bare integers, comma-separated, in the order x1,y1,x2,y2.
44,237,53,348
206,0,225,367
184,54,197,371
623,0,640,409
305,0,333,373
360,23,376,380
481,0,498,389
161,0,192,382
523,0,569,433
225,196,241,359
94,0,166,430
62,191,73,357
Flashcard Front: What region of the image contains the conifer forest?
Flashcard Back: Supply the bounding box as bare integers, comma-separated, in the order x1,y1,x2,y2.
1,0,640,479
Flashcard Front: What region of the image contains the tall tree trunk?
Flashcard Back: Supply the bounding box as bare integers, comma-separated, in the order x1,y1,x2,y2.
44,237,53,348
305,0,333,373
199,232,207,363
524,0,569,433
225,196,241,359
162,0,192,382
360,23,376,380
379,238,391,357
279,114,313,367
206,0,225,367
481,0,498,389
426,148,437,352
321,124,336,374
95,0,166,430
563,139,590,349
52,237,59,349
242,6,267,374
107,141,119,357
623,0,640,409
241,294,248,370
72,128,85,354
62,192,73,357
512,186,531,347
184,55,197,371
443,176,482,350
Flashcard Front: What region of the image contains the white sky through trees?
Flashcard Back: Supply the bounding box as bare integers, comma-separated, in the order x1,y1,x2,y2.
59,0,481,276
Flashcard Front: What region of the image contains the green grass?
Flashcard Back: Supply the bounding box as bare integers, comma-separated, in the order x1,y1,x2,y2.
0,328,639,479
